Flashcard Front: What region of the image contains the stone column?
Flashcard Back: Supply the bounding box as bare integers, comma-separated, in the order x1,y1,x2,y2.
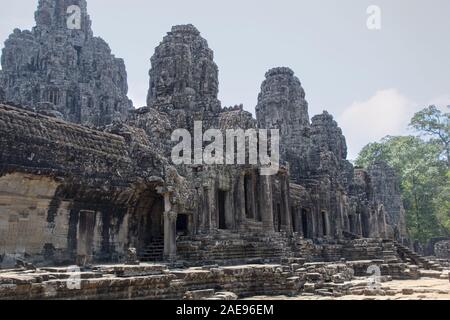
238,174,246,225
206,184,217,231
163,210,178,260
159,190,177,261
280,175,292,235
259,173,274,232
200,183,213,233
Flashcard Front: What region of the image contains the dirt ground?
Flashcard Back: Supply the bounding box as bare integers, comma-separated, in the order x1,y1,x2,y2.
246,278,450,300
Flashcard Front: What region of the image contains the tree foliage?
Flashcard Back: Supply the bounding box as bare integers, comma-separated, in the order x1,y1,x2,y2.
410,105,450,166
356,106,450,243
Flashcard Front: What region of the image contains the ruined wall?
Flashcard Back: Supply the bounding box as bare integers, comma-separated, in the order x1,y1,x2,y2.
0,104,170,266
435,241,450,259
0,171,133,267
0,0,132,126
368,161,408,241
0,173,68,265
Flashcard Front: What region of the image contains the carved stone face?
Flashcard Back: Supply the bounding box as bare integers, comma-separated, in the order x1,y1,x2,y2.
36,9,52,27
147,25,219,107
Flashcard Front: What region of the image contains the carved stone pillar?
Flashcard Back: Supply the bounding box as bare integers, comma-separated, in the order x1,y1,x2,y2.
158,189,178,261
163,210,178,260
203,183,214,232
259,173,274,232
238,173,246,225
280,175,292,235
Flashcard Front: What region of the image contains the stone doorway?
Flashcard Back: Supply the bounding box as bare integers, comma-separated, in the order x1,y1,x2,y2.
348,214,356,234
361,212,370,238
218,190,227,230
273,203,282,232
134,189,165,250
77,210,96,264
301,209,310,239
176,214,189,236
291,206,298,233
321,211,328,237
244,175,255,219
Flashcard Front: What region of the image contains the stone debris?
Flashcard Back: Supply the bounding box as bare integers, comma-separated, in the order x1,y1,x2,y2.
0,259,446,300
435,241,450,259
125,248,140,266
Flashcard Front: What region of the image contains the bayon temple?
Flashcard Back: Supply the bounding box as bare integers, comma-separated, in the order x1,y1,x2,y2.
0,0,447,300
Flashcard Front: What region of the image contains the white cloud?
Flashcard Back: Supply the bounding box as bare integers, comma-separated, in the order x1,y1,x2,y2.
427,95,450,110
338,89,417,160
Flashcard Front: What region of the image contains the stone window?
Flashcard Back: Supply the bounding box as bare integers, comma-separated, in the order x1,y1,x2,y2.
46,88,60,105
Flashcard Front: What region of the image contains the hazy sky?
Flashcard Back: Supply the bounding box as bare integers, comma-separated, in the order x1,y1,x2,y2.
0,0,449,159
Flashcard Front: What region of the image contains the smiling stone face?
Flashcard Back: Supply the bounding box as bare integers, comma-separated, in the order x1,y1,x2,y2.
35,0,90,33
147,24,219,111
0,0,132,126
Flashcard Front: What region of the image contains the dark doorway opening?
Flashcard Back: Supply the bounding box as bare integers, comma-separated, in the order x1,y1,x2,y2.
74,45,82,65
244,175,254,219
176,214,189,236
274,203,282,232
302,209,309,238
361,212,370,238
349,215,356,234
135,189,165,250
291,207,298,232
133,188,165,262
218,190,227,230
321,211,328,237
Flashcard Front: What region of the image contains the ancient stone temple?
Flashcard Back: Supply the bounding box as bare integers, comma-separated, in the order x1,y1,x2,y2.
0,1,413,273
0,0,132,126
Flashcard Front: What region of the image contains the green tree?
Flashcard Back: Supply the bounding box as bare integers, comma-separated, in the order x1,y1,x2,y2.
410,106,450,166
356,135,449,243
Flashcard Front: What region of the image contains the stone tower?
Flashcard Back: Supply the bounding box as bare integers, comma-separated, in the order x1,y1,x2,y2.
256,67,312,179
147,24,220,114
0,0,132,126
256,67,310,147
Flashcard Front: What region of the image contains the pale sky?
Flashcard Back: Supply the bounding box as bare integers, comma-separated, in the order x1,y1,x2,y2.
0,0,449,159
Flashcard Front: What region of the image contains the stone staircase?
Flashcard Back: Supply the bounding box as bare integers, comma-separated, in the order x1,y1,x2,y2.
139,238,164,262
176,230,291,266
341,231,399,263
394,241,443,271
342,231,360,240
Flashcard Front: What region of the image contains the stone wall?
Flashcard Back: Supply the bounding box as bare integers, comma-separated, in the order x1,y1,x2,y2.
368,162,408,241
435,241,450,259
0,104,173,266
